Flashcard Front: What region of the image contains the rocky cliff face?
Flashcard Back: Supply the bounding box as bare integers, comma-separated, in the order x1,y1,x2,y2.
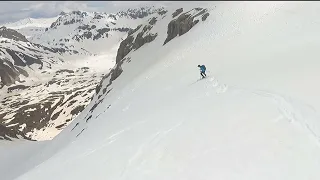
0,27,29,42
115,15,164,63
164,8,210,45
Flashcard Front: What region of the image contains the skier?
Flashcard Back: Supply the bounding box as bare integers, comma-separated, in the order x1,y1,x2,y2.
198,64,207,79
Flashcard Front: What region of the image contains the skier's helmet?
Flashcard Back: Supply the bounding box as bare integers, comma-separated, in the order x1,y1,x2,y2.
198,65,200,67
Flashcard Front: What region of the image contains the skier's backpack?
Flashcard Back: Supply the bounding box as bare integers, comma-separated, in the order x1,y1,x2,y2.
202,65,206,71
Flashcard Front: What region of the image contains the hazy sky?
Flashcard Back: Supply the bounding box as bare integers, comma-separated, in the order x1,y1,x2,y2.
0,1,159,24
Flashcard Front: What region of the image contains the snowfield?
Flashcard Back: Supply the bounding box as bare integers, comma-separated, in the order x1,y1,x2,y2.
1,17,59,29
3,1,320,180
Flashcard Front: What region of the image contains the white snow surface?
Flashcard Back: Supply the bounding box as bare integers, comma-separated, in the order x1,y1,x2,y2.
1,17,59,29
3,1,320,180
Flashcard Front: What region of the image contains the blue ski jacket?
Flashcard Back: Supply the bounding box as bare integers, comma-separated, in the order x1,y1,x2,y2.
199,65,206,72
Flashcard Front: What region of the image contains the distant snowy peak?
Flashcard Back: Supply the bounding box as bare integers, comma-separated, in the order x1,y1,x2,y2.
49,7,167,30
28,6,168,55
116,6,168,19
2,17,59,30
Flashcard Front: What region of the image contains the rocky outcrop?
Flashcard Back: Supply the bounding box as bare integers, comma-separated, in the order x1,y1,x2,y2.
0,67,102,141
0,59,23,87
128,25,142,36
149,17,157,25
0,123,32,141
202,12,210,21
5,49,43,67
133,29,157,50
163,8,210,45
116,23,157,63
115,36,135,63
0,46,49,86
0,27,29,42
172,8,184,18
0,27,76,87
7,85,29,93
117,7,167,19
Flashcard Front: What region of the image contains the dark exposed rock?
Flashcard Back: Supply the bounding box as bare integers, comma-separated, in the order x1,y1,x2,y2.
0,27,28,42
6,96,65,136
163,8,208,45
116,23,157,63
73,31,93,41
67,100,77,107
66,118,72,122
9,100,29,108
76,128,85,137
56,69,74,74
93,28,110,41
71,105,85,116
60,91,83,107
51,109,63,120
158,9,168,16
149,17,157,25
93,14,104,20
19,52,43,67
5,49,25,66
4,47,42,70
0,59,21,86
117,7,166,19
116,35,135,63
78,25,90,31
172,8,183,18
112,27,131,32
15,66,29,77
133,31,157,50
71,123,79,131
0,124,32,141
55,123,66,129
128,25,142,36
63,19,82,26
17,46,25,51
89,103,99,113
59,11,67,16
86,115,92,123
102,87,108,94
202,12,210,21
50,15,82,29
7,85,29,93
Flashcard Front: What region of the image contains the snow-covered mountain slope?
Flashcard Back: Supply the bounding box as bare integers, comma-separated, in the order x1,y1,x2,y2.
2,17,59,29
0,26,115,141
1,17,59,39
0,6,169,141
0,26,66,87
0,67,104,141
0,6,170,141
2,1,320,180
28,7,168,55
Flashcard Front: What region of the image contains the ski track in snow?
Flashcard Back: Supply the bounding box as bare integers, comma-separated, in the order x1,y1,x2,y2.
112,59,320,149
191,73,320,147
252,90,320,146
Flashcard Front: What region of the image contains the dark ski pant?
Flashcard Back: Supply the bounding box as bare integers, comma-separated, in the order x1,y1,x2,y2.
200,71,206,78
